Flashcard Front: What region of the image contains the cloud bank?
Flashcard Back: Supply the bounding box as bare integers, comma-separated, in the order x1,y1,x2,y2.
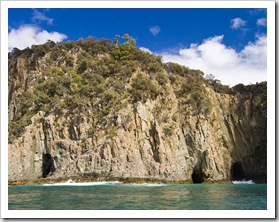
161,35,266,86
8,25,67,51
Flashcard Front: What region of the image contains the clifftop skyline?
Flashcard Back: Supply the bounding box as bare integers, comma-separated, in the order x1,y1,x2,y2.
7,3,269,86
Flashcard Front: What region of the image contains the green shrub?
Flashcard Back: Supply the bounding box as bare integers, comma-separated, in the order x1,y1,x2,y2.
50,67,65,76
147,62,162,73
178,71,211,116
77,60,87,74
18,90,36,116
163,124,175,136
155,71,168,85
130,73,159,103
164,62,188,77
8,116,32,143
112,34,136,60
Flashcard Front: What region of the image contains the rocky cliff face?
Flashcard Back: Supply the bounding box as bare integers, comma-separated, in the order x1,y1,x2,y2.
8,39,267,183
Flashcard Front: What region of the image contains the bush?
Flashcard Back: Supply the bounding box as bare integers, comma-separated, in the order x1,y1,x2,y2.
9,116,32,143
18,90,36,116
65,53,74,67
77,60,87,74
164,62,188,77
178,72,211,116
130,73,158,103
146,62,162,73
50,67,65,76
205,74,232,94
155,71,168,85
163,124,175,136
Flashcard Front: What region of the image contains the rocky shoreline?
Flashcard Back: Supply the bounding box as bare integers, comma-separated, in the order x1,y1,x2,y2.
8,176,233,186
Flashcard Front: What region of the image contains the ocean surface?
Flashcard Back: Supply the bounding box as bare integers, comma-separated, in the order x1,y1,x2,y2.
8,181,267,210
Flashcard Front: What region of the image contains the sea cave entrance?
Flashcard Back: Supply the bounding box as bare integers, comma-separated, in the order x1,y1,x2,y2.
191,169,204,183
231,161,245,181
42,153,54,178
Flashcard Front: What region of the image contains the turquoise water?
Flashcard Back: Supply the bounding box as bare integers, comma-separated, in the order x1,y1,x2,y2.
8,182,266,210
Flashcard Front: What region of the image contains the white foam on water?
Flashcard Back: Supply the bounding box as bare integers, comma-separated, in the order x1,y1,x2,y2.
232,180,255,184
124,183,167,187
145,183,167,187
42,181,121,186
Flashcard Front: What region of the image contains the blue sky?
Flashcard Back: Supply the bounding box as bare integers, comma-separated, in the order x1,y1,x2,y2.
8,7,268,86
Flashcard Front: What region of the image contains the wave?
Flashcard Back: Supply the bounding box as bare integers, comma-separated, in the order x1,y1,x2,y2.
232,180,255,184
42,181,121,186
144,183,167,187
41,181,167,187
124,183,167,187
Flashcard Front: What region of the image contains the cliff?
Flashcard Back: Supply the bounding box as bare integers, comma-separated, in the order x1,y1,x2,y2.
8,36,267,183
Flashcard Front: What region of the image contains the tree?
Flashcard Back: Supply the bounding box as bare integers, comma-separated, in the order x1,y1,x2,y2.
232,83,246,94
206,74,221,91
205,74,215,84
9,47,22,58
112,34,136,60
114,35,120,46
122,34,136,48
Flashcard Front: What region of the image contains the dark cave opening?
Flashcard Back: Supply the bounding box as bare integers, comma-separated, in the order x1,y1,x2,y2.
231,161,245,181
191,169,204,183
42,153,54,178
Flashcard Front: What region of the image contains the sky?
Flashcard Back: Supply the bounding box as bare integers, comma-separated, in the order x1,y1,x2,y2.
8,7,268,86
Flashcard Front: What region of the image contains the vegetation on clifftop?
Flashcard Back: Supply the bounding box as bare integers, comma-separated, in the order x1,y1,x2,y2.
8,35,267,145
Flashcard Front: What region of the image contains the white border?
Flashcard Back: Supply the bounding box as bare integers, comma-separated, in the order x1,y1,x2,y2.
1,0,276,219
1,0,276,8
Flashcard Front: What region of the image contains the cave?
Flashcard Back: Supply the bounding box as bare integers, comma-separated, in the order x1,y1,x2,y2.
231,161,245,181
42,153,54,178
191,169,204,183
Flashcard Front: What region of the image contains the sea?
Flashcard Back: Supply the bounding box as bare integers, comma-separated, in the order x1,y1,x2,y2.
8,181,266,210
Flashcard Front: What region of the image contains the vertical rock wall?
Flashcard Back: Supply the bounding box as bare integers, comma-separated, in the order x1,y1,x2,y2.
8,87,266,182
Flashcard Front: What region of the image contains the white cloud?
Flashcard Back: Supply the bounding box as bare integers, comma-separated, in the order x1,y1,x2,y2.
230,18,246,30
161,35,266,86
257,18,267,27
149,26,161,36
32,9,53,25
239,35,266,68
139,47,153,54
8,25,67,51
